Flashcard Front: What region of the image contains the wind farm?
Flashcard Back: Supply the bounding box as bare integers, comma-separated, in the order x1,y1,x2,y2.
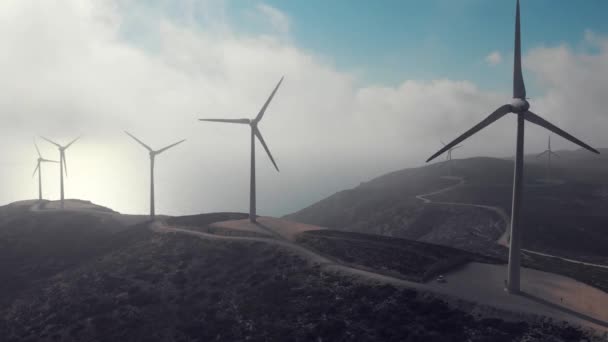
2,0,608,341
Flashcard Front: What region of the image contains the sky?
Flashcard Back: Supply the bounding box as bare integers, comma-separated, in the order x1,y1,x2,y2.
0,0,608,217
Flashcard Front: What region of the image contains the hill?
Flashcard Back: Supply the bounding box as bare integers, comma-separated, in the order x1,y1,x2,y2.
286,149,608,265
0,202,596,341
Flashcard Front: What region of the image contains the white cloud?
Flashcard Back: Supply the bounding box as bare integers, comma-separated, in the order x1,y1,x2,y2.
524,36,608,146
255,3,290,36
485,51,503,66
0,1,605,216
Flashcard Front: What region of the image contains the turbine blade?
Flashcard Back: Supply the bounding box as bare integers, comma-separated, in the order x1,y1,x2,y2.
254,127,279,172
452,145,463,150
34,141,41,158
41,136,61,148
550,151,560,158
125,131,153,152
32,162,40,178
198,118,250,124
524,111,599,154
42,159,59,163
440,140,446,146
254,76,284,122
156,139,186,155
64,136,80,149
426,105,512,162
513,0,526,99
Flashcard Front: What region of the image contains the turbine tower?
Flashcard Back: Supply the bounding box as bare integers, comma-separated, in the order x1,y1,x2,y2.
41,136,80,209
32,141,58,201
125,131,186,219
426,0,598,294
441,140,463,176
199,77,283,223
536,136,559,180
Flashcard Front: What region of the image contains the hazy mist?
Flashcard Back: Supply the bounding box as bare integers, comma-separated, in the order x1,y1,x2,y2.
1,1,608,216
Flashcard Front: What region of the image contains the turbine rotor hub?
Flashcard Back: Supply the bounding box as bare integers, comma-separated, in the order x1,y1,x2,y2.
510,98,530,113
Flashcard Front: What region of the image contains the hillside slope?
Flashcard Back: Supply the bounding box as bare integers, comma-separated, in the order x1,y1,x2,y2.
0,205,594,341
286,149,608,264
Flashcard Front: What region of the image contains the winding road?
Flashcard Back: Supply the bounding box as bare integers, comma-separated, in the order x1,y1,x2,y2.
415,176,608,269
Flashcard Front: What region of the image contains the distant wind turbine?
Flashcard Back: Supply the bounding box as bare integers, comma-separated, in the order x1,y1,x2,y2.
199,76,283,223
32,140,58,201
536,136,559,180
41,136,80,209
125,131,186,218
426,0,598,294
441,140,463,176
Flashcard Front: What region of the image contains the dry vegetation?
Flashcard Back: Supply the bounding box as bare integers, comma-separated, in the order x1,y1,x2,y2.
297,230,501,282
0,226,592,342
0,204,598,341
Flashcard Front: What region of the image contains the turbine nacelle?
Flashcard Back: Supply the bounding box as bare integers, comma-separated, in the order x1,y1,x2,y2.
510,98,530,113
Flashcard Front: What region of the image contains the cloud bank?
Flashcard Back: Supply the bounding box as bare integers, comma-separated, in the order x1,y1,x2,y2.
0,1,606,216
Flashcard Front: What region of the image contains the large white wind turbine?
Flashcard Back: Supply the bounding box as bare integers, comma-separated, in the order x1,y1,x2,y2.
199,77,283,223
426,0,598,294
32,141,58,201
536,136,559,179
125,131,186,219
41,136,80,209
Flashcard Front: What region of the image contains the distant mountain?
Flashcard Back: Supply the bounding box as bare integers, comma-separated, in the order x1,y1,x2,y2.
286,149,608,264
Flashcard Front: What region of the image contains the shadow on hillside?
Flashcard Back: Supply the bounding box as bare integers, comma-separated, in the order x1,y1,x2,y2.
520,291,608,329
253,220,283,240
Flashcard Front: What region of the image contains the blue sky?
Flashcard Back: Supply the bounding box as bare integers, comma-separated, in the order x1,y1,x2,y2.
227,0,608,91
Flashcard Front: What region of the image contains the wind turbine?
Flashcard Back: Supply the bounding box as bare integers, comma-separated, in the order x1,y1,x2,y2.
199,77,283,223
536,136,559,180
32,141,58,201
441,140,463,176
426,0,598,294
125,131,186,219
41,136,80,209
